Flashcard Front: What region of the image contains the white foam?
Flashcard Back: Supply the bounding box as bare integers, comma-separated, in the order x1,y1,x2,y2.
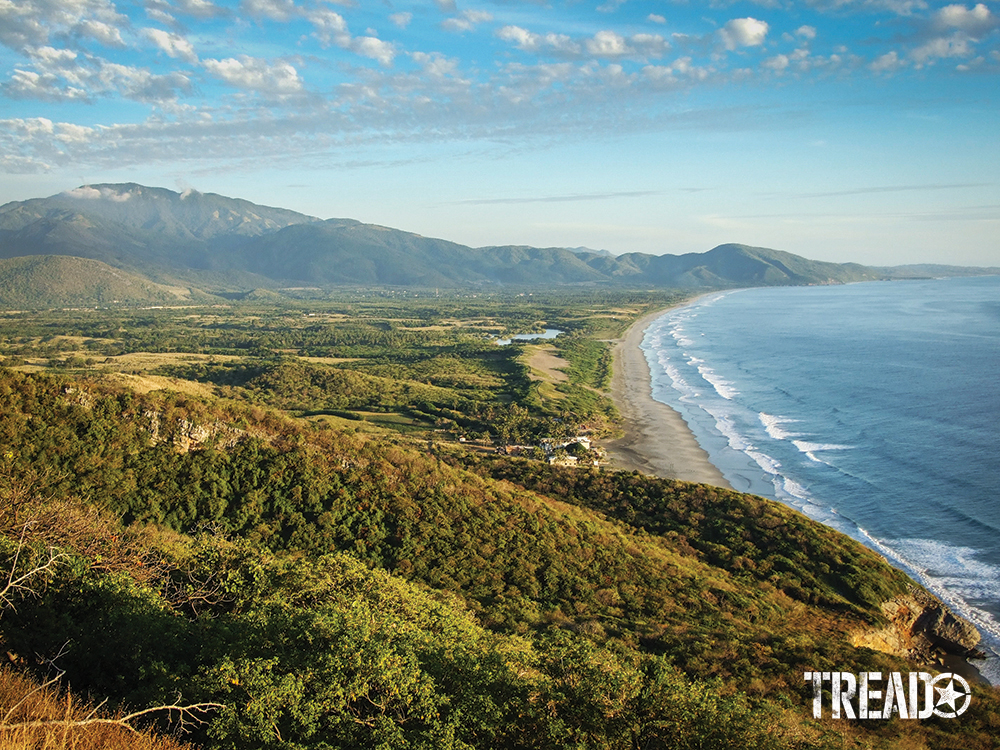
697,364,739,400
853,533,1000,685
747,449,782,476
792,440,853,463
759,412,800,440
671,329,695,347
663,363,697,398
710,411,751,451
780,476,812,502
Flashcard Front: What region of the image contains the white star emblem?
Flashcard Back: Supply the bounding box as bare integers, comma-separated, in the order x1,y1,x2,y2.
931,673,972,718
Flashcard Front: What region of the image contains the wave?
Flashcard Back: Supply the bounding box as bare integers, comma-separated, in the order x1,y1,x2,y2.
791,440,853,463
671,330,696,347
640,281,1000,685
697,364,739,400
759,412,800,440
860,534,1000,685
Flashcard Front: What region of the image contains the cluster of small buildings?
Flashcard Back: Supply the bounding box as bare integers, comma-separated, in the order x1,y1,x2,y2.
494,436,603,467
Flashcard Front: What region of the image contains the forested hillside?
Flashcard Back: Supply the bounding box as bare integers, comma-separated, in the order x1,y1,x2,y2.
2,368,998,749
1,294,997,749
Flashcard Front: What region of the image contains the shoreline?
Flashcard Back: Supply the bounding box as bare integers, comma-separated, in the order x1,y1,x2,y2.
601,297,998,687
602,303,732,489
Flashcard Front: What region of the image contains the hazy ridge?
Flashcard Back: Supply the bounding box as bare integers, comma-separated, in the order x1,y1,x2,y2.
0,184,894,304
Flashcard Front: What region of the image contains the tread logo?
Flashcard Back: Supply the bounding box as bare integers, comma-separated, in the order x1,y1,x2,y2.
804,671,971,719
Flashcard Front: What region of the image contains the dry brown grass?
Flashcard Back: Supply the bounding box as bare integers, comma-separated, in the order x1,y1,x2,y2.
96,373,217,399
296,356,362,365
97,353,238,372
524,346,569,384
0,669,193,750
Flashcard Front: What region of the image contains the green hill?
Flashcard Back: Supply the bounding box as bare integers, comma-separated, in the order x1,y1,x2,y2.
2,368,997,749
0,255,199,307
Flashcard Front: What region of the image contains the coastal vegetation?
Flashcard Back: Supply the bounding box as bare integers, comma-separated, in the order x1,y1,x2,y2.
0,293,997,749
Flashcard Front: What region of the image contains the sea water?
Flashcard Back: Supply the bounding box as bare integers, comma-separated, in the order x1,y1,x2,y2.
641,276,1000,683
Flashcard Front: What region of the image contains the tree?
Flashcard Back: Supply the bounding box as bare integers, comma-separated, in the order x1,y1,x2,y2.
0,487,223,739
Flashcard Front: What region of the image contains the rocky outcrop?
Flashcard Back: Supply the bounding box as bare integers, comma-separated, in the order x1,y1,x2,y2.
851,587,982,666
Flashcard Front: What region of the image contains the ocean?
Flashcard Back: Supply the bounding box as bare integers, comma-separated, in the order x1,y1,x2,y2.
641,275,1000,683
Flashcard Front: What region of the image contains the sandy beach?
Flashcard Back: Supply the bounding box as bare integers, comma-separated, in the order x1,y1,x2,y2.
602,305,732,489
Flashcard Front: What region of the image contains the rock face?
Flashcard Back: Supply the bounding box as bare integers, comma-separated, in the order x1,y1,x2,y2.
852,587,982,665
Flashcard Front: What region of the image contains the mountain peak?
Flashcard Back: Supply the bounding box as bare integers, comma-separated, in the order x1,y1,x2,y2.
0,183,887,295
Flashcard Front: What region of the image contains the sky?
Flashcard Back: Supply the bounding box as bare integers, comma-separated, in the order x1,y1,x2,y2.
0,0,998,266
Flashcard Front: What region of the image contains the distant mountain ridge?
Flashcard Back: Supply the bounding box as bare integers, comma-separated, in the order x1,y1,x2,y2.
0,183,894,303
877,263,1000,278
0,183,317,239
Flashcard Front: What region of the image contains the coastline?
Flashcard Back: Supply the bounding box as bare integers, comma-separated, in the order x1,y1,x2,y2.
602,303,732,489
602,293,998,688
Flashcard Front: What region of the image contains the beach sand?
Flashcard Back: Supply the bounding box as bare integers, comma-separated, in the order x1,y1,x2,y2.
602,306,732,489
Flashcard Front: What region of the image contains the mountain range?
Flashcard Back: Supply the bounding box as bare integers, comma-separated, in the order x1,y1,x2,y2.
0,183,976,305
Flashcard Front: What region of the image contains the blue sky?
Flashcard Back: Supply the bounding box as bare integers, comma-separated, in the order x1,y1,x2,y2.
1,0,998,266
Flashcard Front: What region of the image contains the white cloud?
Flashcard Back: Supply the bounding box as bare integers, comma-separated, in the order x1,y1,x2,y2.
442,10,494,33
545,34,582,56
935,3,997,35
670,57,709,79
1,0,993,185
719,18,769,50
173,0,225,18
1,117,55,137
411,51,462,79
896,4,999,67
64,185,103,198
389,12,412,29
644,57,713,86
434,0,457,12
0,0,128,52
203,55,304,95
0,154,52,172
911,33,974,63
95,62,192,101
4,69,75,100
64,184,133,198
870,49,906,72
142,28,198,63
143,0,224,23
630,34,669,57
763,53,790,70
28,45,79,65
145,7,176,26
308,9,395,65
310,9,350,46
806,0,928,14
586,30,629,56
498,26,665,59
498,25,540,51
75,19,124,46
4,47,191,101
55,122,96,143
239,0,296,22
352,36,395,66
